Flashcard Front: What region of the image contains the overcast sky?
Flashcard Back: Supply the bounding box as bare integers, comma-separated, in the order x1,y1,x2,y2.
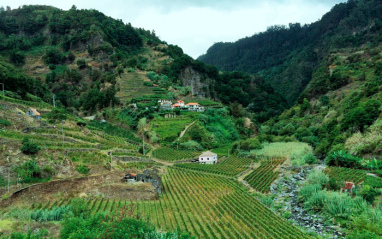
2,0,345,58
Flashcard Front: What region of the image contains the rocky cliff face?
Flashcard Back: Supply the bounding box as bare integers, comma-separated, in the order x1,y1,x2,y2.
179,66,214,98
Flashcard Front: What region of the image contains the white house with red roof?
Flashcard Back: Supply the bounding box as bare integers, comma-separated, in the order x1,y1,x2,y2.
185,102,205,112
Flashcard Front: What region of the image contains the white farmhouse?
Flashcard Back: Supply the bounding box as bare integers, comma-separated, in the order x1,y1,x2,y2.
199,151,218,164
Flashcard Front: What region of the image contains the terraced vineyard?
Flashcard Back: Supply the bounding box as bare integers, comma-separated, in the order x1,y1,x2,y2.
244,158,286,193
152,147,200,161
29,168,310,239
323,167,366,184
150,115,197,143
174,156,253,177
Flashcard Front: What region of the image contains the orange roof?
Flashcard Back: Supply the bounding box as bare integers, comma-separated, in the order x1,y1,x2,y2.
130,173,137,177
177,100,184,103
172,104,181,107
30,108,40,116
186,103,200,106
344,182,354,190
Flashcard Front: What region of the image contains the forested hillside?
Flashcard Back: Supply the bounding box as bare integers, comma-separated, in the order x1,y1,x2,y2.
0,5,287,121
199,0,382,103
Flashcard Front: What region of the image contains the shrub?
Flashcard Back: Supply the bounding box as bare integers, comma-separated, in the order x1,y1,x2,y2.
20,137,40,154
0,118,10,126
306,169,329,186
47,108,68,123
303,153,318,165
326,177,341,191
298,184,322,202
323,193,367,220
304,191,327,211
70,198,90,218
75,164,90,175
359,185,380,204
13,160,42,183
325,150,362,168
180,140,203,151
364,176,382,188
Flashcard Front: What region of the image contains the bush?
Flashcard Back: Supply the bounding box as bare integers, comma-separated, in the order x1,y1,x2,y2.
70,198,90,218
231,138,263,153
20,137,40,154
47,108,68,123
306,169,329,186
326,177,341,191
359,185,380,204
180,140,203,151
364,176,382,188
325,150,362,168
304,190,326,211
76,59,87,69
75,164,90,175
13,160,42,183
0,118,10,126
303,153,318,165
298,184,322,202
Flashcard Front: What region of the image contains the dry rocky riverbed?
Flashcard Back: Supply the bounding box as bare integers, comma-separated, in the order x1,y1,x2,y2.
269,166,345,238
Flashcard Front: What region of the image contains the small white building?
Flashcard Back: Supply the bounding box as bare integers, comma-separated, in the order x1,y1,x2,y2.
199,151,218,164
186,103,205,112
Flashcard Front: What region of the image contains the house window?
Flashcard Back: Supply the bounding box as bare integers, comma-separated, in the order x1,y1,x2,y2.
207,158,209,160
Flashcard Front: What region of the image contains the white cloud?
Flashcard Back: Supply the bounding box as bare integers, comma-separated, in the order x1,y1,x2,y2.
2,0,345,58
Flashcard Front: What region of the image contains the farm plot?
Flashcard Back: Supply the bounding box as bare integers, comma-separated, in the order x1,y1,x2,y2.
150,116,196,143
323,167,366,184
244,158,286,193
32,168,310,239
174,156,253,177
152,147,200,161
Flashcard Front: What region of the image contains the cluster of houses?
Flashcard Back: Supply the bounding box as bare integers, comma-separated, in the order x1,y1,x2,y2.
158,100,205,112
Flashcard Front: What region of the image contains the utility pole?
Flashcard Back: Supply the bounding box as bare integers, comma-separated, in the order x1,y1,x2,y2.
61,121,65,144
7,167,10,193
142,133,145,156
0,83,4,98
53,95,56,107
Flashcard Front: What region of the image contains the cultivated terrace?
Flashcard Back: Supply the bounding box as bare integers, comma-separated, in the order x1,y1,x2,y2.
0,1,382,238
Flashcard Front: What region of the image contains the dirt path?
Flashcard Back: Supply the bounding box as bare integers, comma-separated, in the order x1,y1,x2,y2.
177,120,196,141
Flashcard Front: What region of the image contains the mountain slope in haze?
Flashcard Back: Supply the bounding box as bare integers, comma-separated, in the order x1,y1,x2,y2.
198,0,382,104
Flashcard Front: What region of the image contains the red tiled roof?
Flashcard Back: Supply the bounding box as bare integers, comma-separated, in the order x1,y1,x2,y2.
344,182,354,190
30,108,40,116
186,103,200,106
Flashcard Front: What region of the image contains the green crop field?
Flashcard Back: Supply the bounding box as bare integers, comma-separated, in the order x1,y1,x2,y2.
151,115,197,143
152,147,200,161
323,167,366,184
244,158,286,193
174,156,253,177
28,168,310,239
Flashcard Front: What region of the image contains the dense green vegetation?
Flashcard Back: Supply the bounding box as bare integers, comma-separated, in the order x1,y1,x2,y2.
300,169,382,238
199,0,382,104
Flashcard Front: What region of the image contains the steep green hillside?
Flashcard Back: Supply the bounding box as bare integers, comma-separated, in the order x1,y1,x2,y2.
199,0,382,104
259,45,382,158
0,5,287,122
